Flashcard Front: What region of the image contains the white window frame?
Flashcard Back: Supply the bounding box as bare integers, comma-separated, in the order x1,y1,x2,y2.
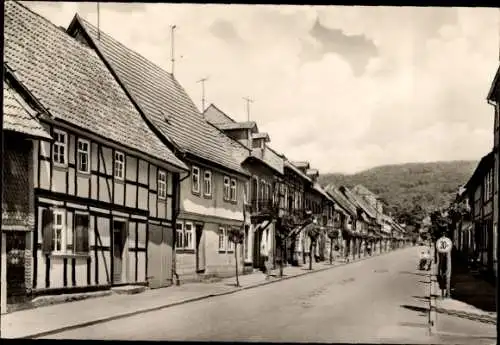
184,222,194,250
203,170,212,197
218,226,226,251
53,209,66,253
176,222,184,249
53,129,68,166
158,170,167,200
192,166,200,194
223,176,231,201
230,178,237,202
114,151,125,180
77,138,90,174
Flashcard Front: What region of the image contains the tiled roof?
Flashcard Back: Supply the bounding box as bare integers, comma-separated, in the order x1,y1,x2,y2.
487,64,500,101
284,160,312,184
218,122,258,131
307,168,319,176
3,80,51,140
4,1,186,171
252,132,270,141
292,161,310,170
313,183,333,203
204,104,236,125
323,184,357,216
70,16,247,176
339,186,378,220
250,146,284,175
464,150,494,190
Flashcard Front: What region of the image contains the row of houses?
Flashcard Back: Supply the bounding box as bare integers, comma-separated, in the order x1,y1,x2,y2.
0,1,411,312
449,61,500,281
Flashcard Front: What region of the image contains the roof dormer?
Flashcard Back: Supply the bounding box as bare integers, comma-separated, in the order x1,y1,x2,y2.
252,132,270,149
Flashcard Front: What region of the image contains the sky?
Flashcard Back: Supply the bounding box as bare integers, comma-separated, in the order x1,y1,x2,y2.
21,2,500,174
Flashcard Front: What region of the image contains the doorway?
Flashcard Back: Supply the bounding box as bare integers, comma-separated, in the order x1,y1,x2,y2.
6,232,27,304
195,224,206,273
112,220,127,285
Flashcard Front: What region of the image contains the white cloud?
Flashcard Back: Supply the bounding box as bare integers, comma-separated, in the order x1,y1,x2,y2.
21,2,500,174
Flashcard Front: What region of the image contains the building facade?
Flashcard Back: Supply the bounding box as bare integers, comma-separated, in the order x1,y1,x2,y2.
4,1,188,299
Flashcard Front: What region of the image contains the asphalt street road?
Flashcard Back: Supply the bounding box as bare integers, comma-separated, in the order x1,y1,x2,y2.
42,247,494,344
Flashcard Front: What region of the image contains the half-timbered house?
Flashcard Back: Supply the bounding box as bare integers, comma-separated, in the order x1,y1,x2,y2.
4,1,188,297
67,16,251,281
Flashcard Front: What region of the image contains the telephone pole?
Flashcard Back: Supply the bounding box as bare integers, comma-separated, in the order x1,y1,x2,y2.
197,77,209,112
243,96,254,122
97,2,100,40
170,25,177,76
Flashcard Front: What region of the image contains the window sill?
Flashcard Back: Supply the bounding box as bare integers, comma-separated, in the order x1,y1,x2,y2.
76,171,91,178
49,253,90,259
176,248,195,254
53,164,68,171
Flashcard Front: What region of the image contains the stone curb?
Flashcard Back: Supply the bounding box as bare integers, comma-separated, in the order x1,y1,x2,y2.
429,262,437,336
23,247,406,339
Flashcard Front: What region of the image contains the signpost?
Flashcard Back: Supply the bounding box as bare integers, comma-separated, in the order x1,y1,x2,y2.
436,236,452,297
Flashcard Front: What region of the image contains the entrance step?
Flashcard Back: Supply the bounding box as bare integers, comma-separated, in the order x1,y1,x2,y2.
111,285,147,295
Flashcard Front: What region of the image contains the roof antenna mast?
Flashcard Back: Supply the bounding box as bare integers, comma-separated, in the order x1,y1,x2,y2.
197,77,209,113
171,25,177,76
97,2,100,41
243,96,254,122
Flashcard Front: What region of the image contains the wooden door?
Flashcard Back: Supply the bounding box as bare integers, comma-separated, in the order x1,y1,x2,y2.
147,224,173,288
112,221,126,284
195,224,206,273
6,232,26,304
162,226,173,283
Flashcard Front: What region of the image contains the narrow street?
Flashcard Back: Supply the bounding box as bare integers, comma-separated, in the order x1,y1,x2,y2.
39,247,483,344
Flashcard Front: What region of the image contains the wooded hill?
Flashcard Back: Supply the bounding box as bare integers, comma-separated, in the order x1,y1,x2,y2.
318,160,478,224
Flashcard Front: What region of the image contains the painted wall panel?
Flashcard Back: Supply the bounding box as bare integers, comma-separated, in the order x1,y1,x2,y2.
39,160,51,190
149,165,157,190
75,260,87,286
91,175,98,200
91,252,96,285
114,182,125,206
89,215,95,249
166,197,172,221
126,184,137,208
100,147,113,176
77,175,90,197
149,193,157,218
158,200,166,219
40,140,51,158
137,223,146,249
33,141,39,189
50,256,64,288
66,210,73,246
52,169,66,194
167,172,173,195
36,252,46,289
138,160,148,185
99,177,111,203
98,251,111,285
91,143,98,172
68,168,75,195
126,156,137,182
137,252,146,282
138,187,148,210
128,221,136,248
97,217,110,247
128,252,136,282
69,134,76,165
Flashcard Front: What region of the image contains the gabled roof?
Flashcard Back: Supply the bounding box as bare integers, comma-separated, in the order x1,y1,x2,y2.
284,160,312,184
252,132,270,141
292,161,310,170
313,183,333,203
4,1,186,171
487,64,500,102
323,184,357,217
204,104,259,132
339,186,378,220
68,15,247,176
3,79,51,140
306,168,319,176
464,150,494,190
352,185,378,200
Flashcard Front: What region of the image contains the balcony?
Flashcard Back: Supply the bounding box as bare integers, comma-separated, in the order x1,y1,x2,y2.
250,198,279,222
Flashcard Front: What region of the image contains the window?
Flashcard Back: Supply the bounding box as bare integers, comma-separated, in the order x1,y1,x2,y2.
192,166,200,194
158,170,167,199
184,222,194,249
53,129,67,165
227,228,234,251
176,222,184,249
230,179,237,201
114,151,125,180
53,210,65,252
203,170,212,196
218,227,226,251
77,138,90,173
223,176,231,201
74,213,90,253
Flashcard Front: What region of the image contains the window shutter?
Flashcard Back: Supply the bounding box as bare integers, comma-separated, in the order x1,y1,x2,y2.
42,209,54,254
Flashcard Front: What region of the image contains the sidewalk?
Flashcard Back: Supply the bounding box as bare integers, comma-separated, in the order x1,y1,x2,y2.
429,256,497,339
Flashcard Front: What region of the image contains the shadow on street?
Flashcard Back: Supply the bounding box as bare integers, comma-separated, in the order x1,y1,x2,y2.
400,304,429,317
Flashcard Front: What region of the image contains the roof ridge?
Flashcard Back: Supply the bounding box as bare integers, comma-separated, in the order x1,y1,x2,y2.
205,103,238,124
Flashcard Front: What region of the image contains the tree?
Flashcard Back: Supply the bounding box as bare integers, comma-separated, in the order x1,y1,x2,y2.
275,217,293,277
326,227,340,264
303,217,322,270
228,227,245,287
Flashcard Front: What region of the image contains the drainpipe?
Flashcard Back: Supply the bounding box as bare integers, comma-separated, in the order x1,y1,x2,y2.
172,157,190,286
